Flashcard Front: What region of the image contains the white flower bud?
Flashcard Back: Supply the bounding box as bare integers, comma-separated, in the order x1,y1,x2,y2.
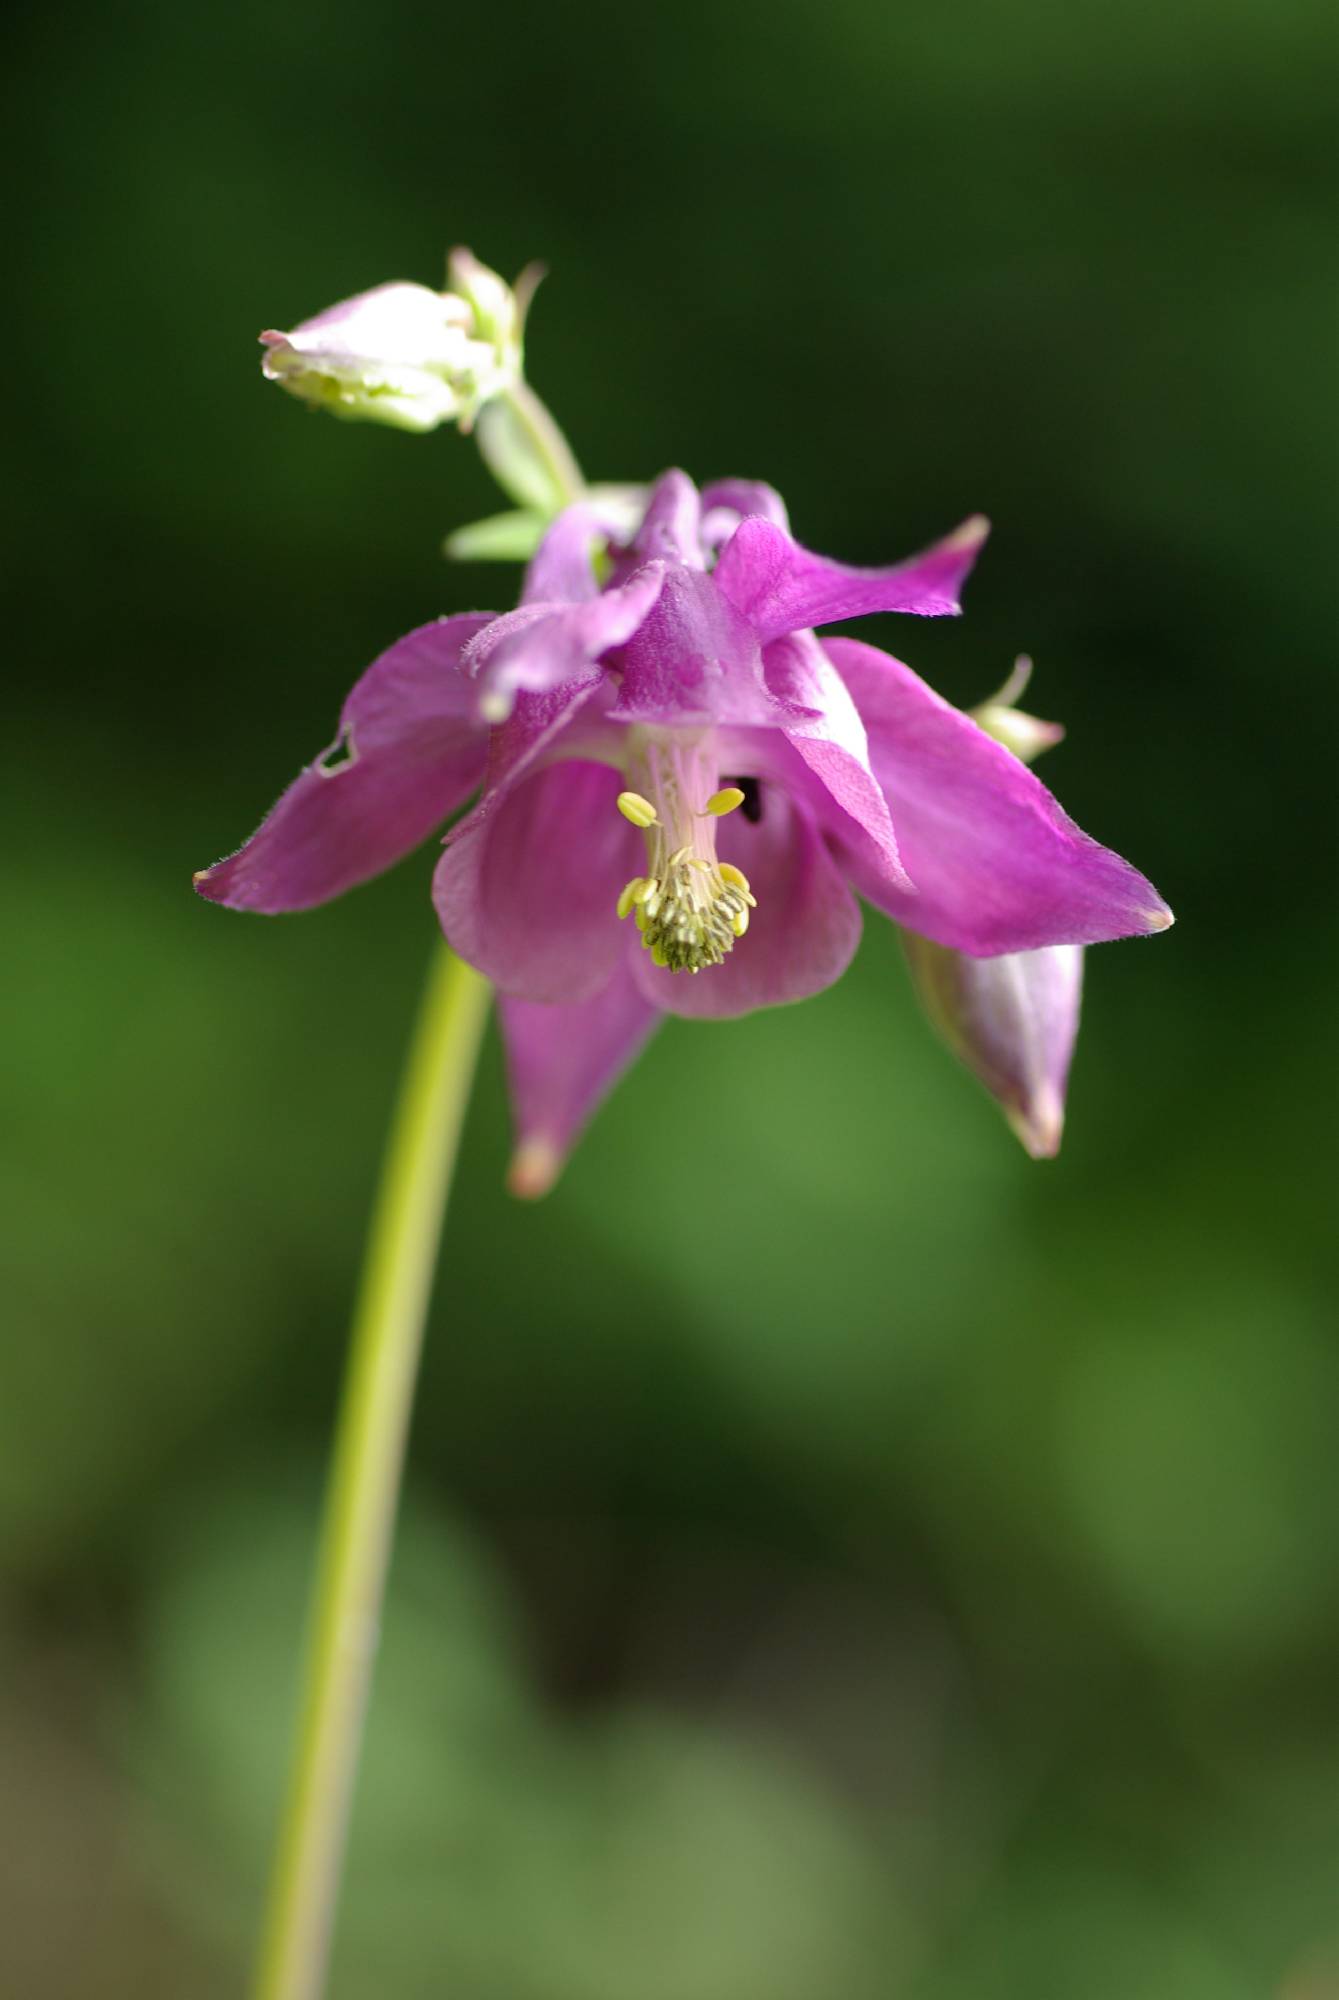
260,255,523,434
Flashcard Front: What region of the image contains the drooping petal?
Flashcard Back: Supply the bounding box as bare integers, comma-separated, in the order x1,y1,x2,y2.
713,514,989,644
499,959,662,1197
764,632,911,892
828,638,1174,953
902,936,1083,1158
433,759,639,1003
194,614,494,912
628,787,861,1019
462,565,665,720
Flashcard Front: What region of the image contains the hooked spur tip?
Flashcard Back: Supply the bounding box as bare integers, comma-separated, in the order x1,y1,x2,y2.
507,1138,563,1200
948,512,991,551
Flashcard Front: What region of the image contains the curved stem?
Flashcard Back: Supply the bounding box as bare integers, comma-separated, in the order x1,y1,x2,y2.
252,944,492,2000
500,379,586,506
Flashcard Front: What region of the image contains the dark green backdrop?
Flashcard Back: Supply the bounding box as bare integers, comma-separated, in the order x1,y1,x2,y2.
5,0,1334,1993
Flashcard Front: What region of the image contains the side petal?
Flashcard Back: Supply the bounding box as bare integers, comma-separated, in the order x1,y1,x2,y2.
462,566,665,721
194,614,493,912
433,759,639,1003
765,632,911,892
460,672,615,834
902,935,1084,1158
828,638,1174,953
629,788,861,1019
713,514,989,644
499,960,663,1198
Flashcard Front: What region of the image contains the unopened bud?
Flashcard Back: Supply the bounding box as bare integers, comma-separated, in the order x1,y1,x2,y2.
260,252,523,433
972,656,1064,766
904,935,1083,1159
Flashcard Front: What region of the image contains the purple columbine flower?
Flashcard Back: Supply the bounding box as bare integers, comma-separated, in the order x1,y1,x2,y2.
196,472,1171,1195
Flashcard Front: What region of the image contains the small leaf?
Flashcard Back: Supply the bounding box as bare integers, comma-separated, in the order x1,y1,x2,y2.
443,510,548,563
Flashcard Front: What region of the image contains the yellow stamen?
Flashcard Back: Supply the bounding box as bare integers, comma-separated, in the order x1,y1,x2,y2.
703,786,746,817
719,862,756,904
619,734,763,974
617,790,659,828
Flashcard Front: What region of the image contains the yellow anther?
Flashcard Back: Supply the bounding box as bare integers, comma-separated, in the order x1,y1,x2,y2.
617,790,659,828
703,786,746,817
617,738,763,974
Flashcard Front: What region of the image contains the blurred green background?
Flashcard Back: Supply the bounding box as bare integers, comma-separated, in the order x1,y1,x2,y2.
4,0,1335,1992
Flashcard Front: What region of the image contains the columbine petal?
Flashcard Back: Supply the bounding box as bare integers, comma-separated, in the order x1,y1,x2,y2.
608,565,777,725
628,468,706,567
433,760,638,1003
521,492,646,604
462,565,666,721
713,513,990,644
902,937,1083,1158
500,959,662,1197
699,478,791,547
828,638,1174,954
628,788,861,1019
194,614,493,912
763,632,911,892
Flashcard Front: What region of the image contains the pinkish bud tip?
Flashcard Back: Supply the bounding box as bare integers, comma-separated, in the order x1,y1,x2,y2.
507,1138,563,1200
1007,1084,1066,1160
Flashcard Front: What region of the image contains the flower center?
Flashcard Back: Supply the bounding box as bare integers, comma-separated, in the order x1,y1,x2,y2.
614,732,757,974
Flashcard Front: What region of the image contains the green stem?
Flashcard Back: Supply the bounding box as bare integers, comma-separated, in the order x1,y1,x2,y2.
500,379,586,505
252,944,491,2000
477,379,586,515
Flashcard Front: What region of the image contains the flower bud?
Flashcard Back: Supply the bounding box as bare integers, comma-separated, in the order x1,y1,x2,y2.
903,935,1083,1158
259,252,523,434
971,655,1064,765
446,247,521,351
